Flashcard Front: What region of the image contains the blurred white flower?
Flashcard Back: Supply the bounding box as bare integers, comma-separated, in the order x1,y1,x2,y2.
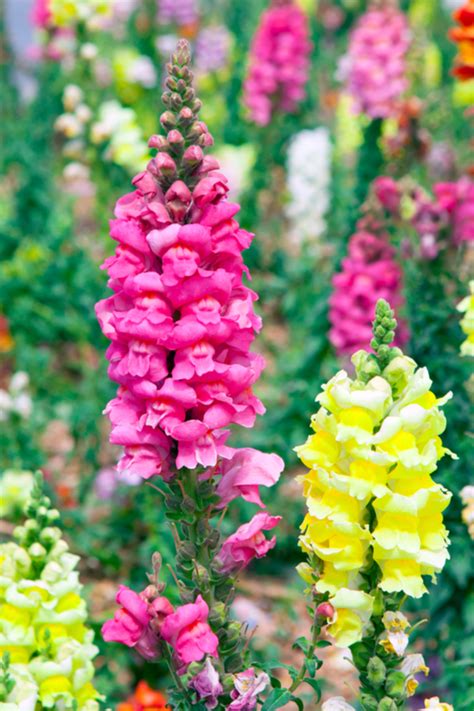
322,698,356,711
0,372,32,421
286,127,332,249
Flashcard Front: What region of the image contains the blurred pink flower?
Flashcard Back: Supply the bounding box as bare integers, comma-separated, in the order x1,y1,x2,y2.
434,177,474,245
329,229,408,357
346,7,410,118
243,1,312,126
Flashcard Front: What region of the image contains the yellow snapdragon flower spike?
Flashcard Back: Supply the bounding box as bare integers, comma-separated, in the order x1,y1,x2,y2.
296,310,453,645
457,281,474,357
0,475,102,710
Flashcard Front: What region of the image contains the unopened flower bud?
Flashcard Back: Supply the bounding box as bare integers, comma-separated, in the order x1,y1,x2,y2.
165,180,192,205
178,106,194,124
170,93,183,110
167,129,185,148
148,153,177,178
148,134,169,150
40,527,61,546
182,145,204,168
225,652,243,673
13,526,26,543
198,132,214,147
377,698,398,711
316,602,335,620
25,519,40,533
29,542,47,559
367,657,386,688
360,694,379,711
384,671,406,699
209,602,226,626
46,509,61,524
160,111,176,130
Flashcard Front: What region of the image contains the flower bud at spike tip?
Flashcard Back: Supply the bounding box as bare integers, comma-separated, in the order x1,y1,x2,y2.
377,698,398,711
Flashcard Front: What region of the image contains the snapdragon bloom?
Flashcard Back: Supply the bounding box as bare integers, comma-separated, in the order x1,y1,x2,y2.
101,585,168,660
96,42,269,482
329,227,408,357
216,512,281,573
243,0,311,126
160,595,218,667
228,668,270,710
346,6,410,119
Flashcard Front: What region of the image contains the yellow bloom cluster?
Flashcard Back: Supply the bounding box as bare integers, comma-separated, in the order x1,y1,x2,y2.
49,0,110,28
296,350,453,646
0,525,101,708
457,281,474,357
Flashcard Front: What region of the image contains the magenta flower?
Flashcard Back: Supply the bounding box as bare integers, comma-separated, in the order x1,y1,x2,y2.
216,512,281,573
160,595,219,667
189,658,223,709
243,0,312,126
96,51,268,483
435,177,474,245
228,668,270,710
31,0,52,28
346,6,410,119
102,585,165,660
329,228,408,358
215,448,284,508
373,176,401,215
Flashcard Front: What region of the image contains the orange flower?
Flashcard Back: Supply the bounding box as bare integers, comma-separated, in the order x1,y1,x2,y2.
118,681,169,711
449,0,474,80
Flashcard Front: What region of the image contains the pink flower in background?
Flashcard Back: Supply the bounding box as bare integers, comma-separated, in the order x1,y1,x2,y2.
102,585,162,660
329,229,408,358
435,177,474,245
161,595,218,667
31,0,52,28
215,448,284,508
228,668,270,710
346,6,410,119
216,512,281,573
243,1,312,126
157,0,198,26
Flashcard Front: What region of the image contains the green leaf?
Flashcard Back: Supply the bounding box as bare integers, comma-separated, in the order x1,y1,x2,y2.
291,697,304,710
261,689,292,710
303,677,321,701
315,640,332,648
269,676,282,689
292,636,309,654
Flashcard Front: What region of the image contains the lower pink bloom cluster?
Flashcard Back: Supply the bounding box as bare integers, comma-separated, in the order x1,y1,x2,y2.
346,6,410,119
329,227,408,357
243,1,311,126
102,511,280,669
96,159,268,481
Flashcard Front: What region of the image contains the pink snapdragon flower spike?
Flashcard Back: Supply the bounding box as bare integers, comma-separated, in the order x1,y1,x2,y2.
216,512,281,573
435,177,474,245
101,585,162,660
329,225,409,357
243,0,312,126
346,5,410,119
160,595,219,668
96,41,269,481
